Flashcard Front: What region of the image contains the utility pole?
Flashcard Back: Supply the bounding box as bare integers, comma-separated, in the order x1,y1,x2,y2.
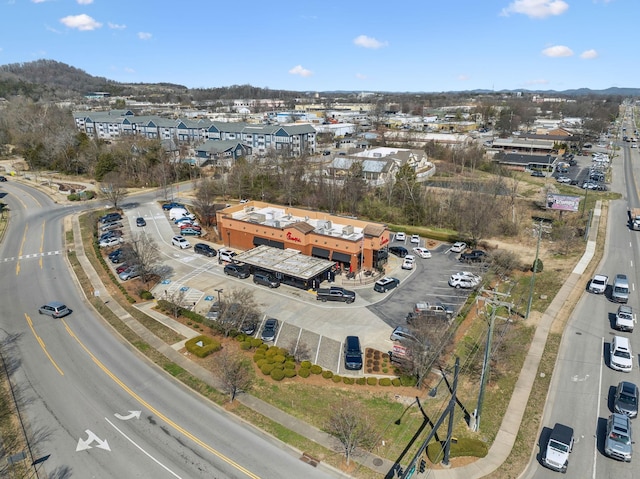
525,220,543,319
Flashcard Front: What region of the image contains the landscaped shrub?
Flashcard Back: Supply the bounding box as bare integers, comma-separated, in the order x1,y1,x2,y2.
260,364,275,375
300,360,312,369
181,309,204,324
322,370,333,379
331,375,342,383
270,368,285,381
271,363,285,370
310,365,322,375
367,377,377,386
235,333,247,342
253,352,265,363
256,359,267,369
356,378,366,385
400,375,418,387
184,335,221,358
379,378,392,386
272,354,286,364
342,377,354,385
283,369,297,378
298,368,311,378
392,378,401,387
258,343,269,351
240,341,252,350
139,290,154,300
284,361,296,370
532,258,544,273
250,338,263,348
265,347,282,357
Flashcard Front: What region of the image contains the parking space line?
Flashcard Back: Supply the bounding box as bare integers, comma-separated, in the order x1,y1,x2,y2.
314,335,322,365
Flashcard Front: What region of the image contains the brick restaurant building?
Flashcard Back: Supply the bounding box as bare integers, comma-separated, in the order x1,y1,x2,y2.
216,202,390,272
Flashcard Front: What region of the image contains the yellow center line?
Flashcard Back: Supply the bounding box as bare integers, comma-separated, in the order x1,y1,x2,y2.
62,320,260,479
24,313,64,376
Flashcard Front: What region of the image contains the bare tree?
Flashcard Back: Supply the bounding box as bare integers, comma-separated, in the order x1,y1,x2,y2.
399,319,451,389
193,177,219,227
214,351,254,402
325,400,377,465
216,289,261,337
100,171,128,210
129,233,161,286
286,339,310,362
164,289,189,318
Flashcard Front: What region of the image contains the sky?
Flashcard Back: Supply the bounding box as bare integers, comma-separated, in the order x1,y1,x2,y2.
0,0,635,93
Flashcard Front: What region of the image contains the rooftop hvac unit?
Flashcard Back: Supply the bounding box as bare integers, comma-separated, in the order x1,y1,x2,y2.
324,220,332,230
273,221,280,228
244,206,255,213
248,212,266,223
342,225,354,235
316,228,324,235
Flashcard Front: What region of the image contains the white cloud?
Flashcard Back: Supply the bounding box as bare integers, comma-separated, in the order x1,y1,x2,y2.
580,49,598,59
32,0,50,3
108,22,126,30
288,65,313,77
355,73,367,80
124,67,135,73
77,0,93,4
457,74,470,81
353,35,388,49
501,0,569,18
59,14,102,31
542,45,573,57
137,32,152,40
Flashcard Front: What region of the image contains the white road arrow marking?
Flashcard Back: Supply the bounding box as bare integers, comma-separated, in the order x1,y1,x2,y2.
571,374,590,382
76,430,111,452
114,410,141,421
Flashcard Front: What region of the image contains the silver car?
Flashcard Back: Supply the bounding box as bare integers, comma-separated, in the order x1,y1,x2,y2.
604,413,633,462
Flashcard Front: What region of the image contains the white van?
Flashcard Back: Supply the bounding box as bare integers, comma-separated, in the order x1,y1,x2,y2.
169,207,191,221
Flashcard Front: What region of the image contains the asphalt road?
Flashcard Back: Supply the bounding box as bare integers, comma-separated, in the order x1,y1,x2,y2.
0,183,336,478
523,113,638,478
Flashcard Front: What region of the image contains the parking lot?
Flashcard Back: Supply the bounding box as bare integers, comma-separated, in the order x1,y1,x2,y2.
109,201,481,373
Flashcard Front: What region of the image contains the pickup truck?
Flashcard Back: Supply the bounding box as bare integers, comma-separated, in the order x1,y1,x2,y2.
542,423,574,473
316,287,356,304
629,208,640,231
407,302,454,323
615,305,634,332
588,274,608,294
459,250,487,262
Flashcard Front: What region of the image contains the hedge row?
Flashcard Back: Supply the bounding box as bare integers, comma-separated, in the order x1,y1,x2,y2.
185,335,221,358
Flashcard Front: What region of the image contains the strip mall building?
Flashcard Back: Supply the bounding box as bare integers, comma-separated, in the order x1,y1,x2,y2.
216,202,390,272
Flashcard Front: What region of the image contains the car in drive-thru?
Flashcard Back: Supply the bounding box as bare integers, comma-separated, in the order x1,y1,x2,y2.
542,423,574,472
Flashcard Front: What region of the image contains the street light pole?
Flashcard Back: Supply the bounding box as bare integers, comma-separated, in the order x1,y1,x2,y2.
214,288,223,305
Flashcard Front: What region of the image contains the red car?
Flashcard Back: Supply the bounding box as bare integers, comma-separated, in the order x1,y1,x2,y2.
180,223,201,231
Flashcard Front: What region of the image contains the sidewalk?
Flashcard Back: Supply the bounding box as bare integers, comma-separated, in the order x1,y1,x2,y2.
69,201,603,479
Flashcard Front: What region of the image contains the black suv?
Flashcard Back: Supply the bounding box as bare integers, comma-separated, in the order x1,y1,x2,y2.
373,277,400,293
99,212,122,224
388,246,408,258
343,336,363,370
460,250,487,262
224,263,250,279
253,271,280,288
194,243,216,257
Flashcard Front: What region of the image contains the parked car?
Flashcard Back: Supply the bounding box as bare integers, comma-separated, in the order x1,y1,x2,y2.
343,335,363,370
410,235,420,244
390,326,419,343
614,381,639,418
116,262,131,274
615,305,634,332
162,202,184,210
194,243,216,257
448,271,482,289
175,216,198,225
460,250,487,263
180,227,202,236
589,274,608,294
179,222,201,230
253,271,280,288
218,248,237,263
610,335,633,372
136,217,146,227
0,176,7,182
604,413,633,462
612,274,630,303
373,277,400,293
38,301,71,318
388,246,408,258
99,230,123,242
556,176,572,184
224,263,250,279
171,235,191,249
402,255,415,270
99,212,122,224
260,318,279,342
531,170,545,177
99,236,124,248
100,221,123,232
119,266,140,281
394,232,406,241
412,247,431,258
542,423,574,473
450,242,467,253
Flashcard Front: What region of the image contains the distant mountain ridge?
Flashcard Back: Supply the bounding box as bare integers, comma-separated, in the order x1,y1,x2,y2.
1,59,638,99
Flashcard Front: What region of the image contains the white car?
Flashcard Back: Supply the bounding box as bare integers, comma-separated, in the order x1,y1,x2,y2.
395,232,406,241
99,236,124,248
172,235,191,249
448,271,482,289
556,176,572,184
402,255,415,270
412,247,432,259
450,242,467,253
410,235,420,244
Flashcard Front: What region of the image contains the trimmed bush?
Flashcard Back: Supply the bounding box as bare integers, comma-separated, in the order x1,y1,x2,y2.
271,363,285,370
240,341,252,350
184,335,221,358
331,375,342,383
250,338,263,348
258,343,269,351
272,354,286,364
255,359,267,369
300,360,312,369
310,365,323,375
299,368,311,378
322,370,333,379
392,378,401,387
367,377,377,386
139,290,154,300
253,352,265,363
283,369,297,378
356,378,366,385
270,369,285,381
342,377,354,385
235,333,247,342
379,378,392,386
284,361,296,370
260,364,275,375
532,258,544,273
400,375,418,387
